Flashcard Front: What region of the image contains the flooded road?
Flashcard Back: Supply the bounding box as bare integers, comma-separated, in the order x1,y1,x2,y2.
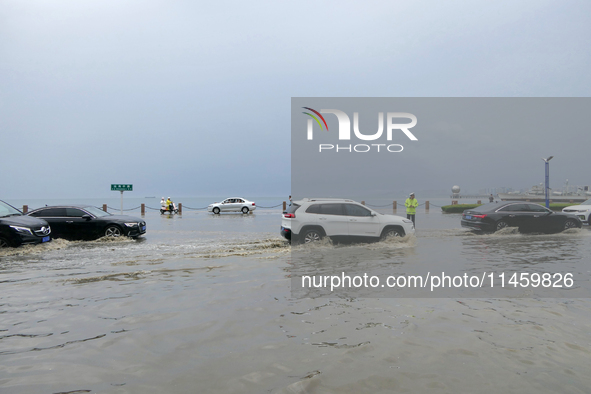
1,208,591,393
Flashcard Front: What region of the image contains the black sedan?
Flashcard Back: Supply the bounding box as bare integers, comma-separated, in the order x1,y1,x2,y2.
27,205,146,240
1,200,52,247
461,201,582,233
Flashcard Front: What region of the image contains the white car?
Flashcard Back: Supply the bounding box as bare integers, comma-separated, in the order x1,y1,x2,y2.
562,198,591,224
208,197,256,214
280,198,415,243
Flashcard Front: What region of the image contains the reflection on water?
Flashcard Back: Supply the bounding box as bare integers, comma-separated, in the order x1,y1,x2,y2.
292,225,591,298
1,210,591,393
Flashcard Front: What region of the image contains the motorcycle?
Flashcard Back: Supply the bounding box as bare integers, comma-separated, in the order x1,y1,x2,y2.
160,203,179,214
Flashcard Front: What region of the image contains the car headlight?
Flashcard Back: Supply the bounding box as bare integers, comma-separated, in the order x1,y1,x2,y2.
578,209,590,213
124,223,139,227
402,219,413,224
9,225,33,235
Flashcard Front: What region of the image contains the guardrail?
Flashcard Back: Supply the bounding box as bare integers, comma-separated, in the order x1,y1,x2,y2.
19,202,287,215
20,200,463,215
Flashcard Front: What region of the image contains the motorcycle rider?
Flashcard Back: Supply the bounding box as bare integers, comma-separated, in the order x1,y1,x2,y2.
166,197,173,213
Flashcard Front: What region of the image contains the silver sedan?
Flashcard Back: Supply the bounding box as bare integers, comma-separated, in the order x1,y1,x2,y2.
207,198,257,214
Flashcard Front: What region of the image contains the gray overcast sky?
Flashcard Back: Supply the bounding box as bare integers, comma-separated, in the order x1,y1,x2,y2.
1,0,590,199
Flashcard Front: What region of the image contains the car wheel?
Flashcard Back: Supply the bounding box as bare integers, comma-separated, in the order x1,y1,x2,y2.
380,227,405,240
213,207,220,214
105,225,123,237
564,219,578,231
495,220,509,232
241,207,249,214
0,237,10,248
303,229,323,243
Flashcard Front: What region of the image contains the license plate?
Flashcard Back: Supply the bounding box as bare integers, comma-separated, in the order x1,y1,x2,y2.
42,236,50,242
141,226,146,231
465,215,472,220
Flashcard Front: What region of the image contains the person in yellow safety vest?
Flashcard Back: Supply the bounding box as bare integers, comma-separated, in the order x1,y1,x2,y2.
166,197,173,212
405,192,418,227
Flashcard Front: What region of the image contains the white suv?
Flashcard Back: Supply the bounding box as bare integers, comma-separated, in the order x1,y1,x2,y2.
562,198,591,224
280,198,415,244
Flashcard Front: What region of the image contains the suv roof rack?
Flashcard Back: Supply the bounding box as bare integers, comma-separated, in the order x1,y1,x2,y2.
300,198,355,202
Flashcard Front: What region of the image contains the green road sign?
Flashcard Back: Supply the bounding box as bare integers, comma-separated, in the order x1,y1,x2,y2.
111,184,133,191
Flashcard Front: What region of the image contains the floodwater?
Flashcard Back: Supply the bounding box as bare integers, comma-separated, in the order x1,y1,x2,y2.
1,205,591,393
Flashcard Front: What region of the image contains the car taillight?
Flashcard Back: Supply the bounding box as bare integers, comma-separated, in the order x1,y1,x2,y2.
284,213,295,218
252,202,255,206
472,214,487,219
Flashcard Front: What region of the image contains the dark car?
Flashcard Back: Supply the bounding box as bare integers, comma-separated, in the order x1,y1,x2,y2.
0,200,52,248
461,201,582,233
27,205,146,240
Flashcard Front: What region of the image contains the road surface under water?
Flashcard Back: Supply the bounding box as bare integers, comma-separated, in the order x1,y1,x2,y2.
1,207,591,393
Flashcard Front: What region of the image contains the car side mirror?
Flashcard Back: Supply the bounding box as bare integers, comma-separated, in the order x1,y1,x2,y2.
82,214,92,220
371,213,377,217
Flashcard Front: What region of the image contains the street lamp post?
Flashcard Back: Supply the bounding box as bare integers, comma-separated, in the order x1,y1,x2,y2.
542,156,554,208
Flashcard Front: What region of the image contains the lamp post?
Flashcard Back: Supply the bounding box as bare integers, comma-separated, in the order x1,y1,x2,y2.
542,156,554,208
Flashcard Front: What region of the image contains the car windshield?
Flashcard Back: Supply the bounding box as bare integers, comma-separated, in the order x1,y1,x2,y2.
0,200,22,217
582,198,591,205
287,204,300,214
83,206,112,217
